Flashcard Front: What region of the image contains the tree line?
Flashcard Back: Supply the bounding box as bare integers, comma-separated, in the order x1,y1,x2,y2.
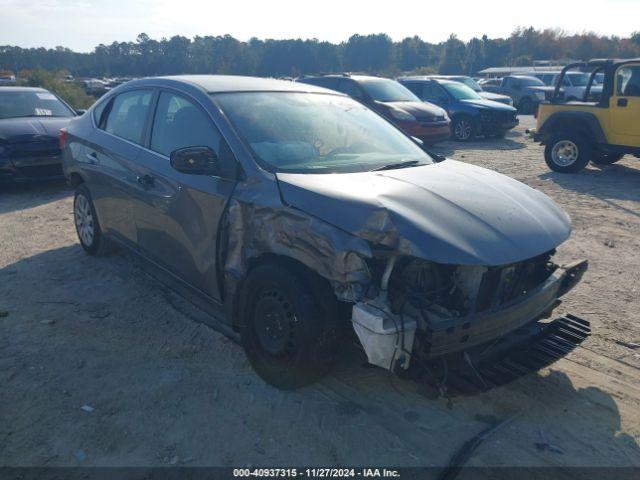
2,28,640,79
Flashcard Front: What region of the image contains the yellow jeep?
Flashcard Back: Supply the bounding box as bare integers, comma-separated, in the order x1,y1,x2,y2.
532,59,640,173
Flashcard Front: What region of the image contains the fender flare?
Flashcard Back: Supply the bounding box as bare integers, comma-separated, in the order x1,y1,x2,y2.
538,111,607,144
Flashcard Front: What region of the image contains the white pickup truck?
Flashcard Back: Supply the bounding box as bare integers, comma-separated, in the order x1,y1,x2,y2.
533,71,603,102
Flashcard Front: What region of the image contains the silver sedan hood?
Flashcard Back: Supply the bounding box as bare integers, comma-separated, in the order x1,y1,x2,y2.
276,159,571,266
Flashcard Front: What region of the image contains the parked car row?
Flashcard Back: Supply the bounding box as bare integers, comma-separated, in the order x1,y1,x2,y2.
397,77,519,141
297,73,519,142
481,75,557,114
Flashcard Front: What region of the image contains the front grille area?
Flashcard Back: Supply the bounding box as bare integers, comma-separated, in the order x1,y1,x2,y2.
475,252,555,313
482,110,517,124
415,114,447,123
388,250,555,319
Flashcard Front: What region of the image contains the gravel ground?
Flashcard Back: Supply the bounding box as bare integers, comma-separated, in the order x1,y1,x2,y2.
1,116,639,473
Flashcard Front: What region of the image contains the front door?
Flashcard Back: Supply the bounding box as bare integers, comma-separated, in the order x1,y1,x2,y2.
132,90,238,301
610,63,640,147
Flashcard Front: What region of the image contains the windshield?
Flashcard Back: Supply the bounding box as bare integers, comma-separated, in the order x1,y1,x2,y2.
0,91,74,119
454,77,482,92
518,77,545,87
567,73,590,86
214,92,432,174
359,79,420,102
442,82,482,100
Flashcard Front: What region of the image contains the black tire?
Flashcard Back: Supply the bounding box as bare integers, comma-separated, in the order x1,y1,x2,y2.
73,184,110,255
240,261,339,389
544,132,592,173
592,152,625,165
452,116,477,142
518,96,534,114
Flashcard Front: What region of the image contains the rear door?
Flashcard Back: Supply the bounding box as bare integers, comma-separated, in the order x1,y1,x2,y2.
86,89,154,247
131,90,238,300
610,63,640,147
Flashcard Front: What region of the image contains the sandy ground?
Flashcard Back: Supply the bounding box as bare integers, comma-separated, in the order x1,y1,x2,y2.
1,116,639,474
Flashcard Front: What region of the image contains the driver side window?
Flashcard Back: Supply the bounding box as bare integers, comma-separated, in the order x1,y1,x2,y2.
150,92,237,178
422,83,447,103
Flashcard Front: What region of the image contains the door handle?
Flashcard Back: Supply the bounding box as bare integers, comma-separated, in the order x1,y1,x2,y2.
136,174,155,188
85,152,99,164
618,98,628,107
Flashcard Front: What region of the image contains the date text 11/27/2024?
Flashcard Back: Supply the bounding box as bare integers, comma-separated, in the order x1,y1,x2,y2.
233,468,401,478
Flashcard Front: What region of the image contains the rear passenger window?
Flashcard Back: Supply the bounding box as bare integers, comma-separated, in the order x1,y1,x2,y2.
104,90,152,144
421,83,446,102
150,92,220,157
92,98,109,126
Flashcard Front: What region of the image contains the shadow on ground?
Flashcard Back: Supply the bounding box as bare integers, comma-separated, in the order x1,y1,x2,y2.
2,245,638,470
0,179,70,215
539,162,640,217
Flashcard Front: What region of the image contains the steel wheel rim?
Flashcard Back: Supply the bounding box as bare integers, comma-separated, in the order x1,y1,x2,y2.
254,289,297,358
455,120,472,140
552,140,579,167
74,194,95,246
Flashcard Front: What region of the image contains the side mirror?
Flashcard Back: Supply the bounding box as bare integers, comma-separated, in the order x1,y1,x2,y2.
411,136,424,147
170,146,219,175
75,109,87,115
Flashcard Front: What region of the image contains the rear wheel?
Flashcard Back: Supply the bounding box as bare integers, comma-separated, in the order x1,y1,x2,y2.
544,132,592,173
240,261,339,389
591,152,625,165
74,184,110,255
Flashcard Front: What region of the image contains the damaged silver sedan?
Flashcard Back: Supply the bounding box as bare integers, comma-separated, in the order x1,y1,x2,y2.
62,75,587,389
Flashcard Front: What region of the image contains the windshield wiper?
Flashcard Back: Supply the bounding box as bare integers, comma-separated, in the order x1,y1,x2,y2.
372,160,422,171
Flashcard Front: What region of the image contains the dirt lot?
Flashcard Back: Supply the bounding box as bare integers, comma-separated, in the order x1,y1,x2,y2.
1,116,639,475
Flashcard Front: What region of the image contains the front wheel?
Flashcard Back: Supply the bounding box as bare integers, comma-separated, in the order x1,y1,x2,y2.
592,152,625,165
452,116,476,142
518,97,534,114
544,133,592,173
240,261,339,389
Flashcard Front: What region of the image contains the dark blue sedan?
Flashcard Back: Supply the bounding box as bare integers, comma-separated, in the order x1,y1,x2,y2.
398,77,519,141
0,87,77,183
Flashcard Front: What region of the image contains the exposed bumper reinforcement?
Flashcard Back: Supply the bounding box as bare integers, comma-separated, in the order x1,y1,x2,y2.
424,260,588,358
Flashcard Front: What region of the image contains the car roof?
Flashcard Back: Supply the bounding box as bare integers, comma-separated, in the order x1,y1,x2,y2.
299,74,389,83
134,75,342,94
0,86,49,93
509,75,542,80
398,76,456,85
430,75,469,79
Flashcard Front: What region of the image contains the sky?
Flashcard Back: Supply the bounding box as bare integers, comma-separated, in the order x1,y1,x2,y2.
1,0,639,52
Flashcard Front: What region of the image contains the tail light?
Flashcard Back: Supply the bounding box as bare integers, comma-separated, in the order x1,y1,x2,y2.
59,128,68,150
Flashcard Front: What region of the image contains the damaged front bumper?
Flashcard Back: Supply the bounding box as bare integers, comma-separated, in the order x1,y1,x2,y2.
423,259,587,358
352,258,588,370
